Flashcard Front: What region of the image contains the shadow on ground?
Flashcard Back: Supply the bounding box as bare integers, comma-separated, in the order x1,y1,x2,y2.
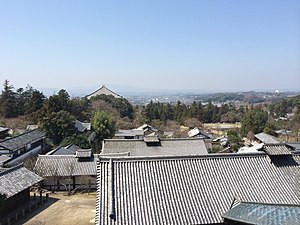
12,196,59,225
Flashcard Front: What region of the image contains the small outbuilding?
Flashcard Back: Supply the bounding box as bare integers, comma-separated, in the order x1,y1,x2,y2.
0,164,43,219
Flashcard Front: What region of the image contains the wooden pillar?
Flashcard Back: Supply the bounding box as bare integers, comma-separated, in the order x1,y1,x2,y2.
57,179,60,191
39,191,43,204
73,177,76,190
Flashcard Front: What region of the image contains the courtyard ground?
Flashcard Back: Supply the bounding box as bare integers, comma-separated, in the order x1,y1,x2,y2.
16,192,96,225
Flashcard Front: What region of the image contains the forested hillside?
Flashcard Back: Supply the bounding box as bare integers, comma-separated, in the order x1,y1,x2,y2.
0,80,299,150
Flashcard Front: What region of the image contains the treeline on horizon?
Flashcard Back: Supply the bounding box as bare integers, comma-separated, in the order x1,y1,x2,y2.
0,80,299,149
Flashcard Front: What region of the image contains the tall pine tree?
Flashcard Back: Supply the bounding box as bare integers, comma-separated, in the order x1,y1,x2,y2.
0,80,17,118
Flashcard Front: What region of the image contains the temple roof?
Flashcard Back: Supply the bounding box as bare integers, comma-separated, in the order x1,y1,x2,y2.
0,164,43,198
95,153,300,225
86,85,121,99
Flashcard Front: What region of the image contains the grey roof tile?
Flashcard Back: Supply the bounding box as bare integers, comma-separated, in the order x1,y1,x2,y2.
34,155,97,177
0,154,11,166
0,127,9,133
86,85,121,99
95,153,300,225
286,142,300,151
0,164,43,198
0,129,45,151
47,144,79,155
101,138,208,156
74,120,91,132
255,132,281,144
115,129,144,137
223,202,300,225
264,144,292,155
75,149,92,158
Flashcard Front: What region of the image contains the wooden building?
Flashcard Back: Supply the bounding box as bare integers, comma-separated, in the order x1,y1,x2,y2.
34,150,97,191
0,164,43,220
95,151,300,224
0,129,45,167
85,85,122,100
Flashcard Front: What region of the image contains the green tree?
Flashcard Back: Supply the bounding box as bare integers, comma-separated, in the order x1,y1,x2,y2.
26,89,45,114
0,80,17,118
41,110,76,145
227,130,241,152
45,89,70,113
240,108,268,136
90,94,134,119
91,111,115,151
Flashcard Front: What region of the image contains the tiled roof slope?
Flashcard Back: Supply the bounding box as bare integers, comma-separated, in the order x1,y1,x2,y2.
115,129,144,137
95,153,300,225
0,129,45,151
47,144,84,156
74,120,91,132
34,155,97,177
264,144,292,155
286,142,300,151
255,132,281,144
0,164,43,198
223,202,300,225
101,138,208,156
86,85,121,99
0,154,11,166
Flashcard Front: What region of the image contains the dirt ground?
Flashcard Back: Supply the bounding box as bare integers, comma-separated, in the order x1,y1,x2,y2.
16,192,96,225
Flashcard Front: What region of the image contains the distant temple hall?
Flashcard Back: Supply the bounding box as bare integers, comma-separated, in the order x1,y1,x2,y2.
85,85,122,99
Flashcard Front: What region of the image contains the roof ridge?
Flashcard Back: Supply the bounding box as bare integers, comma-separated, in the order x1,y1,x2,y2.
39,154,76,158
0,129,43,144
85,85,122,98
104,137,206,142
237,201,300,207
98,152,267,162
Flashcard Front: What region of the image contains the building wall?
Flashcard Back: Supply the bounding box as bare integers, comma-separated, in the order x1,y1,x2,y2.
42,176,97,191
6,146,42,167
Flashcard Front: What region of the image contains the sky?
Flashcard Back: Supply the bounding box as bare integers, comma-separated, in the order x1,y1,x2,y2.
0,0,299,94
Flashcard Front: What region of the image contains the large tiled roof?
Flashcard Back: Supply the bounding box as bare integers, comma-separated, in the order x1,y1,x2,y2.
0,164,43,198
0,129,45,151
34,155,97,177
223,202,300,225
101,138,208,156
95,153,300,225
255,132,281,144
86,85,121,99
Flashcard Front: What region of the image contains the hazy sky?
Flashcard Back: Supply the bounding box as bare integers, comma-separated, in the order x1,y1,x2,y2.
0,0,299,92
